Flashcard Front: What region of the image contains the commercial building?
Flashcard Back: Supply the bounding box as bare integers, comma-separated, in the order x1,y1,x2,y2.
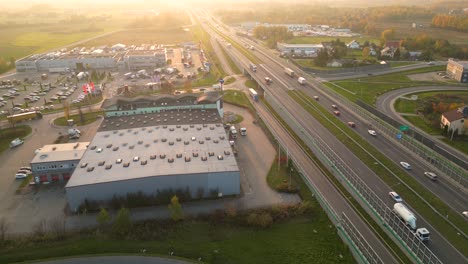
124,50,167,70
30,142,89,183
277,43,323,57
64,92,240,210
446,59,468,83
440,106,468,135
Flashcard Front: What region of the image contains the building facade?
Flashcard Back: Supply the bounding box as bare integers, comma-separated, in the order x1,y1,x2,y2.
277,43,323,57
446,59,468,83
440,106,468,135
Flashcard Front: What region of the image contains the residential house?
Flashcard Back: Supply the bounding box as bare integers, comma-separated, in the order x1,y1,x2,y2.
347,40,360,49
440,106,468,135
380,40,401,58
327,60,343,67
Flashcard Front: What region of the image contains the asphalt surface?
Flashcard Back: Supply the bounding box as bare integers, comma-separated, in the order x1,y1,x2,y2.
35,256,190,264
197,11,468,263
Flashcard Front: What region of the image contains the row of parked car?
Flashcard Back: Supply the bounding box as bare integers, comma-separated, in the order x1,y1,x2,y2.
15,166,32,179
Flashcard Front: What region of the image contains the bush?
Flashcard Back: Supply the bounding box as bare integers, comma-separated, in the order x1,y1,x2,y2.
246,212,273,229
275,182,299,193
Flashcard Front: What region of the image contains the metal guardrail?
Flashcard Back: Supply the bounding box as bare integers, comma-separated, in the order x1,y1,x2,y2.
263,89,443,264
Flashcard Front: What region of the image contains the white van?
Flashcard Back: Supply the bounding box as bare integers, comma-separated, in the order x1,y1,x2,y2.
230,126,237,139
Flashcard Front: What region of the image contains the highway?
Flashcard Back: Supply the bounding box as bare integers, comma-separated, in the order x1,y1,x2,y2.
196,10,468,264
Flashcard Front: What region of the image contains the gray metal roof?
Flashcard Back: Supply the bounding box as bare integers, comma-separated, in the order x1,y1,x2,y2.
99,109,221,132
31,142,90,164
65,124,239,188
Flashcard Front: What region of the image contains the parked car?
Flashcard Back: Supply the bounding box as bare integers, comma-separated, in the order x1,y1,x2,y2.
10,138,24,148
15,173,28,179
368,130,377,136
389,191,403,203
19,166,32,171
400,162,412,170
17,170,30,175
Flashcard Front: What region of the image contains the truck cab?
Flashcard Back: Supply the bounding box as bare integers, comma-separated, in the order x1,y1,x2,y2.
240,127,247,136
415,228,430,242
230,126,238,139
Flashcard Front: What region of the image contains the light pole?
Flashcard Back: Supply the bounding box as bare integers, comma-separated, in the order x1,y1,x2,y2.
289,167,293,189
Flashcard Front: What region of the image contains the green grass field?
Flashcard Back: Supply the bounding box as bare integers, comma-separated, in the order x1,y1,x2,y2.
81,29,193,47
324,66,448,104
245,79,258,89
54,111,103,126
0,216,355,264
222,89,254,112
0,125,32,153
295,59,337,71
394,91,468,114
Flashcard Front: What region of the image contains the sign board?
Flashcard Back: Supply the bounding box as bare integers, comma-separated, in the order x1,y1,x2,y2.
400,125,409,131
219,79,225,84
396,133,402,140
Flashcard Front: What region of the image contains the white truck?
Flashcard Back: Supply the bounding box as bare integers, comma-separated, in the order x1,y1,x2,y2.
49,67,70,74
68,128,81,139
285,68,295,77
393,203,430,241
249,63,257,72
10,138,24,148
76,72,86,80
298,77,306,85
230,126,238,139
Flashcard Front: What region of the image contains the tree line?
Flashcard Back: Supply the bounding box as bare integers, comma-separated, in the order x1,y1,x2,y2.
431,14,468,32
253,26,293,48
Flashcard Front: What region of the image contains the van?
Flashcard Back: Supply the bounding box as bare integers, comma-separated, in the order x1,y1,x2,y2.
240,127,247,136
423,172,438,181
230,126,238,139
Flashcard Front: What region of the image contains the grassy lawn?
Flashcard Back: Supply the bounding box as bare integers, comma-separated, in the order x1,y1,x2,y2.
266,155,301,194
394,91,468,114
295,59,337,71
287,36,379,45
219,43,242,75
224,76,236,85
323,66,448,104
289,90,468,256
54,111,103,126
0,125,32,153
402,116,442,135
192,72,220,87
222,89,254,112
245,79,257,89
0,216,355,264
441,138,468,155
389,61,419,67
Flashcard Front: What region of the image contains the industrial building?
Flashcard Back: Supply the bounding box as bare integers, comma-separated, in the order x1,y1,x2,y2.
15,44,168,72
276,43,323,57
446,59,468,83
64,92,240,210
30,142,89,183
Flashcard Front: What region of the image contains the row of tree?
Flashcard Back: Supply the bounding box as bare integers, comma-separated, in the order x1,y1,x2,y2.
252,26,293,48
0,57,15,75
431,14,468,32
400,34,468,59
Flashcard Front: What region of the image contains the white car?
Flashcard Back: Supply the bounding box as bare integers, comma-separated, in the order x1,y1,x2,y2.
400,162,412,170
368,130,377,136
389,191,403,203
15,173,28,179
463,211,468,219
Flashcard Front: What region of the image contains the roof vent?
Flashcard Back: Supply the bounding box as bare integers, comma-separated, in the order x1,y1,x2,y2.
116,158,123,164
145,144,150,148
213,140,219,144
169,141,174,146
217,155,224,160
133,156,140,161
87,166,95,172
104,134,110,138
205,137,211,140
169,128,174,131
176,125,181,128
98,161,105,166
216,124,221,127
203,124,208,127
138,140,143,144
192,152,199,157
113,131,118,134
168,158,175,163
148,130,153,133
105,164,112,170
123,162,130,167
208,152,215,157
176,153,182,158
220,136,225,140
153,139,158,143
163,125,167,128
80,162,88,168
201,156,208,161
185,157,191,162
176,138,182,142
119,133,124,136
224,150,231,155
190,125,194,128
160,154,166,159
150,155,157,160
90,146,97,150
141,160,147,165
183,127,188,131
123,143,128,146
161,138,167,142
197,127,202,131
142,127,146,131
128,129,132,132
129,145,134,149
106,144,112,148
134,131,138,135
191,136,196,141
113,147,119,151
199,140,204,144
210,127,214,130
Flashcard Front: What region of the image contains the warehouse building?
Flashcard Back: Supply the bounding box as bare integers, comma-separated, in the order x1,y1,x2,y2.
277,43,323,57
446,59,468,83
30,142,89,183
65,92,239,210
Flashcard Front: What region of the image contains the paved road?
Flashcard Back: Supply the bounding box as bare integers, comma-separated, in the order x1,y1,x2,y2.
198,11,467,263
376,85,468,162
36,256,190,264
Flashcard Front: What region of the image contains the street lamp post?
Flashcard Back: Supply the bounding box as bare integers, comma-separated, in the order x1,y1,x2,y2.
289,167,293,189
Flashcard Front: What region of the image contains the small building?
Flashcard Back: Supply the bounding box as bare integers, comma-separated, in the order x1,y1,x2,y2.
346,40,360,49
327,60,343,68
30,142,89,183
277,43,323,57
446,59,468,83
440,106,468,135
124,50,167,70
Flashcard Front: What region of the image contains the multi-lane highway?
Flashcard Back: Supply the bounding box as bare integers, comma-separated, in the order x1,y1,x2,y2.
195,10,468,264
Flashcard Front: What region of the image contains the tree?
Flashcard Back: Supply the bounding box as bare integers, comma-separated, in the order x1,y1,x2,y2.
362,47,370,60
380,28,396,45
443,124,449,136
168,195,183,221
112,207,131,237
97,207,110,229
314,49,329,67
393,48,401,60
63,101,70,121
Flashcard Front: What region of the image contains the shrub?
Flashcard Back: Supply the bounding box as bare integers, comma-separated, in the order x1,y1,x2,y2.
275,182,299,193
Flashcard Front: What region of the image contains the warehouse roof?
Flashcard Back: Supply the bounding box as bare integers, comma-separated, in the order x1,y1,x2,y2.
31,142,89,164
99,109,222,131
66,123,239,188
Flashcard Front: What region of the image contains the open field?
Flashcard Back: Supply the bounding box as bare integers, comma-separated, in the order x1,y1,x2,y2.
287,36,380,45
0,125,32,153
0,215,355,264
323,66,449,104
394,91,468,114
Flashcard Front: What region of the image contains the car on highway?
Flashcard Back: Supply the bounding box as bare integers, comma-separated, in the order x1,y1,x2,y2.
264,77,272,84
368,130,377,136
331,104,338,109
423,171,438,181
313,96,319,100
333,111,340,116
347,122,356,128
15,173,28,179
400,162,412,170
427,61,435,65
389,191,403,203
463,211,468,219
